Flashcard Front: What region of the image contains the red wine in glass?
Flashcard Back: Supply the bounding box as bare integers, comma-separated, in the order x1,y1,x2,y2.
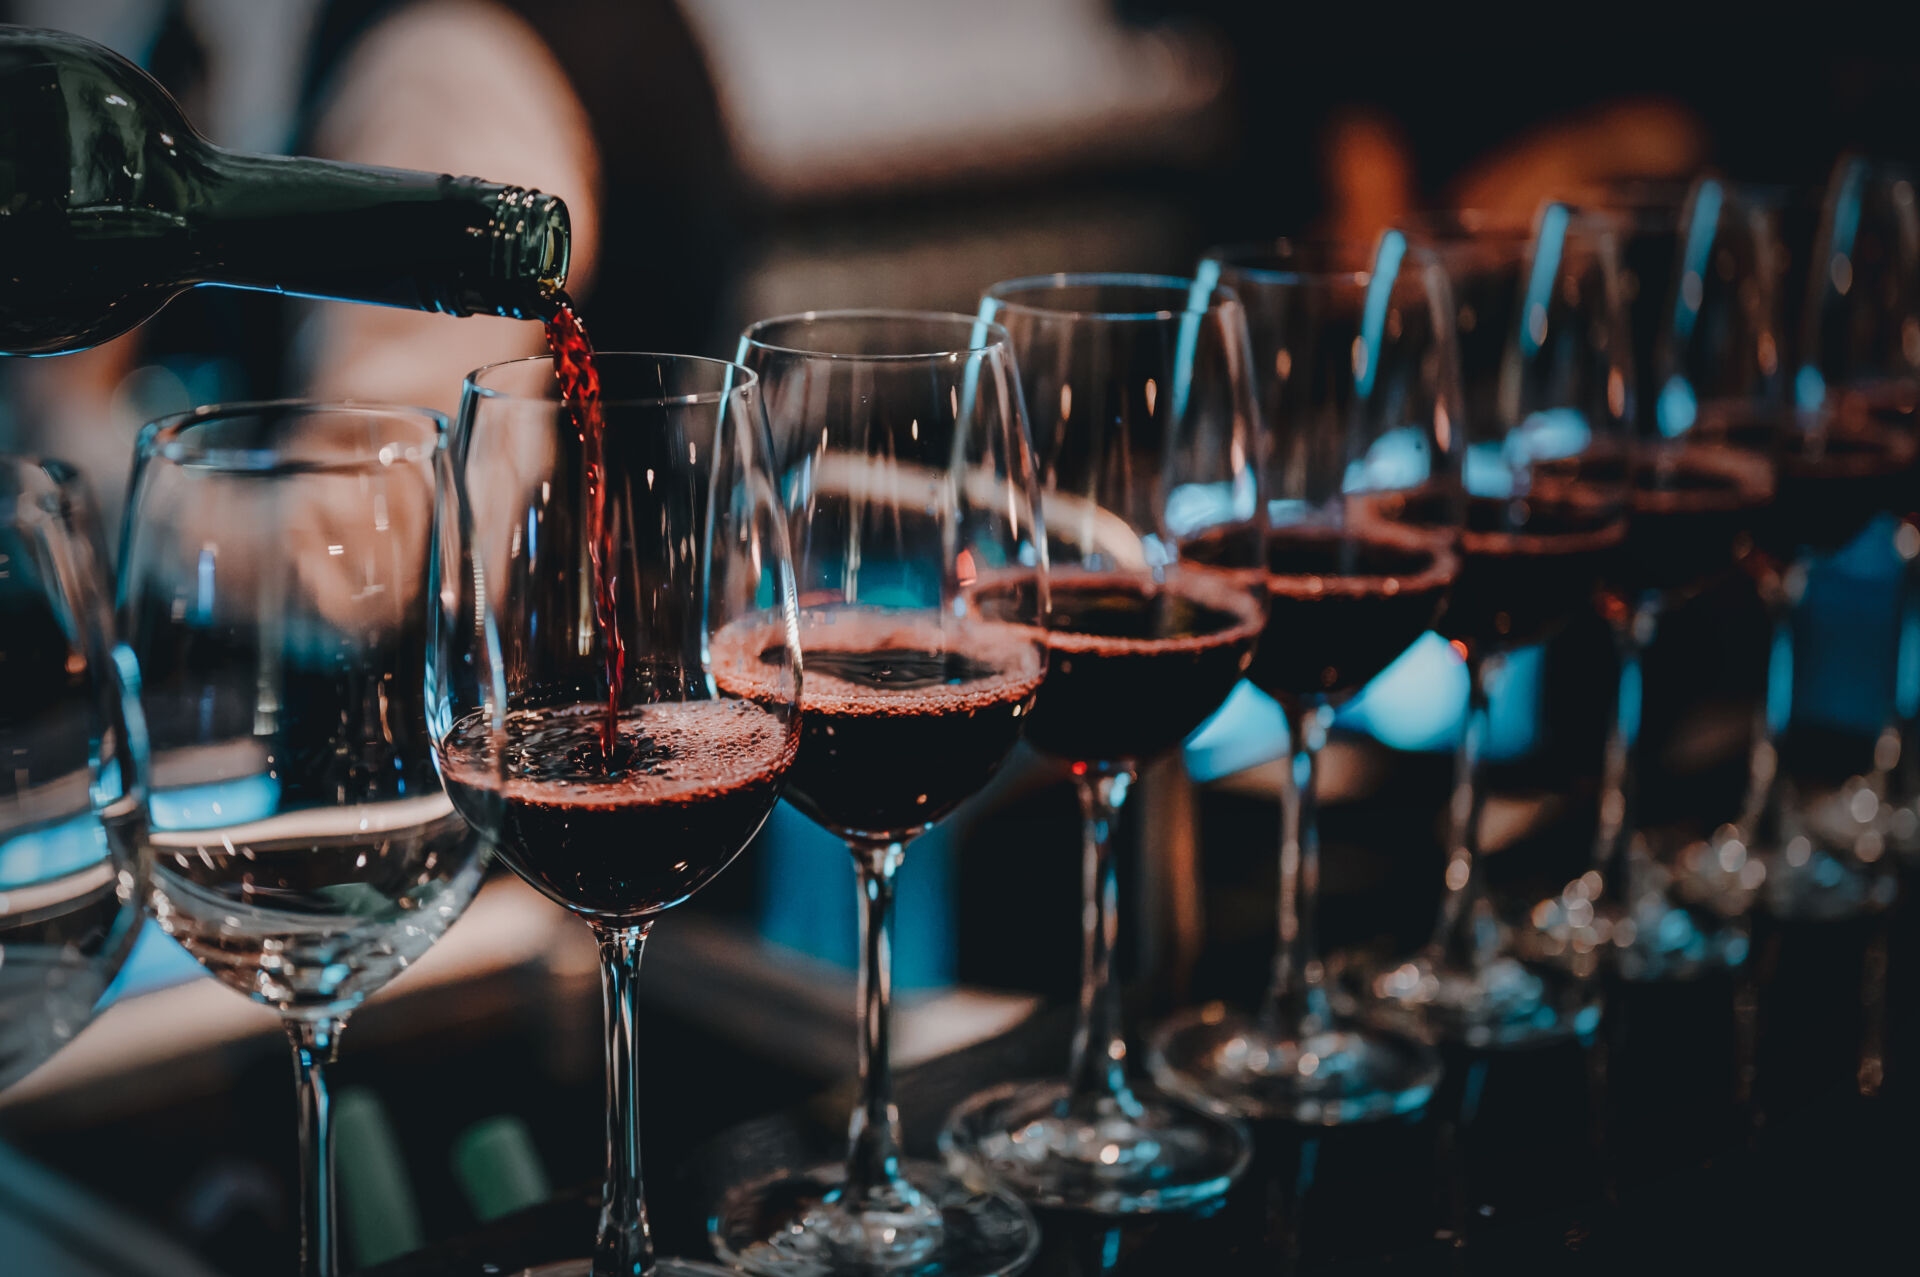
970,569,1262,765
1187,524,1456,701
541,287,623,758
711,612,1043,841
1376,487,1626,653
440,698,794,920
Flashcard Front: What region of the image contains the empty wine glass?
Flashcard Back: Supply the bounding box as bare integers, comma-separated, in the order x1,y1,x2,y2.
1364,206,1629,1048
120,403,491,1277
439,355,800,1277
710,311,1045,1277
1147,235,1457,1122
1,456,146,1092
940,274,1261,1213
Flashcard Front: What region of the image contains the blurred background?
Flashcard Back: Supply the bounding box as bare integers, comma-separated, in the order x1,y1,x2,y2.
3,3,1918,1274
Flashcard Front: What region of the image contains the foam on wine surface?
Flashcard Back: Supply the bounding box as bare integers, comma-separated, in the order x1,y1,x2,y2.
711,611,1043,841
440,698,795,920
969,568,1262,765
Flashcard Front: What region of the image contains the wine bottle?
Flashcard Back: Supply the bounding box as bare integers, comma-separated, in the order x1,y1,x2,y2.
0,25,571,356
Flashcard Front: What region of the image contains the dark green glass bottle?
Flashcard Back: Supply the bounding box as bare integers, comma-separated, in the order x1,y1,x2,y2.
0,25,571,356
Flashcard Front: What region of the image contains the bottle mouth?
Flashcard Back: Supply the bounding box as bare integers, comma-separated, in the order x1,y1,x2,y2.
473,187,571,318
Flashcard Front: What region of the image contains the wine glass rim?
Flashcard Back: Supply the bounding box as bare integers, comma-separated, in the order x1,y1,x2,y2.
739,309,1013,361
1200,241,1374,285
139,399,448,473
982,272,1227,320
464,351,756,407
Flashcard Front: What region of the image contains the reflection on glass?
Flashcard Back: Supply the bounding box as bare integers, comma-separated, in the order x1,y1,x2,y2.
0,457,146,1092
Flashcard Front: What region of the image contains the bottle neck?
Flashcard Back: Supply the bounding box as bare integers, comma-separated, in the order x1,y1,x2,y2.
186,147,570,318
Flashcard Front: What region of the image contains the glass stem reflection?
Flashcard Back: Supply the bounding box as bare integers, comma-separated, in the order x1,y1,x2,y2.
592,921,656,1277
1065,769,1141,1118
843,839,919,1207
1260,700,1332,1037
1593,602,1653,915
288,1015,346,1277
1731,563,1799,846
1433,652,1501,973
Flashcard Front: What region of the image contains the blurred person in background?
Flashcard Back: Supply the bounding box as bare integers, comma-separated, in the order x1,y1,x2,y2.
0,0,737,529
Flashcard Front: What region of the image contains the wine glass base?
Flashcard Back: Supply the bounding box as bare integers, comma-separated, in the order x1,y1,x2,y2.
938,1079,1250,1215
709,1158,1038,1277
520,1261,739,1276
1360,951,1602,1050
1145,1005,1440,1124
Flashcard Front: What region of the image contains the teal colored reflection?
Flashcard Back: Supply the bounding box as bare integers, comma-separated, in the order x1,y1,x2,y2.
1794,514,1902,736
1183,636,1545,780
1342,632,1472,752
149,773,281,831
757,801,955,991
1343,424,1434,493
1657,376,1697,437
0,812,111,889
99,919,203,1006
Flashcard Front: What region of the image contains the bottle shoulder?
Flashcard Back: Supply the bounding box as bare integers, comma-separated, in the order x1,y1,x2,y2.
0,27,209,218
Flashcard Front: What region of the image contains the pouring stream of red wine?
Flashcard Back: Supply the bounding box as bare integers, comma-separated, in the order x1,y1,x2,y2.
542,287,626,761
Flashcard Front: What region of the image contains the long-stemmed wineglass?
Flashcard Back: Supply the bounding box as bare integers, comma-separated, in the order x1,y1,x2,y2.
711,312,1045,1277
1644,176,1913,923
1,456,146,1091
940,275,1261,1213
437,355,799,1277
1793,156,1920,866
1364,207,1630,1047
1549,179,1783,978
119,403,492,1277
1146,236,1457,1122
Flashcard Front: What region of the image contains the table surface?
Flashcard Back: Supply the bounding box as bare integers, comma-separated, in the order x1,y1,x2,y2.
356,888,1920,1276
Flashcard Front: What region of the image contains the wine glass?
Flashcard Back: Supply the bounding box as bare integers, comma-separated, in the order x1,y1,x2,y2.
1657,176,1914,923
1146,236,1457,1122
710,312,1044,1277
1363,206,1629,1047
939,275,1261,1213
1,456,146,1091
119,403,492,1277
1793,156,1920,870
439,354,799,1277
1546,179,1783,978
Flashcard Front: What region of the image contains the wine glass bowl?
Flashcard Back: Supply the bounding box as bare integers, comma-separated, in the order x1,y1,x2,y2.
0,457,147,1093
445,352,798,1277
711,312,1043,1277
938,275,1260,1211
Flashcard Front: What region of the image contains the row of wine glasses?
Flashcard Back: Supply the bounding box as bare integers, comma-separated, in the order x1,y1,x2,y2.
9,156,1914,1277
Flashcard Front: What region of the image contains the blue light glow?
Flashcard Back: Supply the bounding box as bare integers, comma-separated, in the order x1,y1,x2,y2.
1341,632,1469,752
1520,204,1570,358
1656,376,1697,437
1670,179,1722,345
150,774,281,831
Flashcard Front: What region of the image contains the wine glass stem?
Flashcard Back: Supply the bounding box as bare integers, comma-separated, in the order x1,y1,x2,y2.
1065,769,1139,1116
592,921,656,1277
1434,651,1498,971
1260,701,1332,1036
844,839,914,1205
1734,561,1799,843
287,1015,346,1277
1594,602,1653,911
